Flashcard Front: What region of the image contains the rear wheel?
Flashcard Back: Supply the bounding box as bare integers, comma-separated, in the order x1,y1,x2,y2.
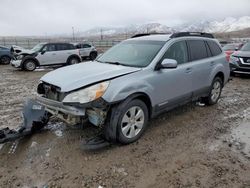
23,60,36,71
68,57,80,65
0,56,11,65
89,52,97,60
204,77,223,105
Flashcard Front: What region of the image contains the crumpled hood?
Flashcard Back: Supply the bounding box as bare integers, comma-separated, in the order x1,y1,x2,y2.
20,49,35,55
232,50,250,58
40,61,141,92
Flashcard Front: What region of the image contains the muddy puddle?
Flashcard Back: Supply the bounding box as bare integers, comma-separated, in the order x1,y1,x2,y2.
228,107,250,159
209,107,250,160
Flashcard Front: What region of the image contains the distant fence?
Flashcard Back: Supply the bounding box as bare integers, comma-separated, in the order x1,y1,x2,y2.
0,37,121,51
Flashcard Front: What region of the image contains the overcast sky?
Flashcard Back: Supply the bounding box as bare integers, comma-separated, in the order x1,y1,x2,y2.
0,0,250,36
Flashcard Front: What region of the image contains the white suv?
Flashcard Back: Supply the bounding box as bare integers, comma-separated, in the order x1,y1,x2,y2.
11,42,82,71
73,43,98,60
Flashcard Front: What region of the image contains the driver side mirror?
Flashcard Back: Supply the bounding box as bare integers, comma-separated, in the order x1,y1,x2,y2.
41,50,46,55
160,59,178,69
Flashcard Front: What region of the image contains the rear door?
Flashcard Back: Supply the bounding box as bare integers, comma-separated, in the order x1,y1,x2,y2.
186,40,212,97
81,44,92,57
55,43,73,64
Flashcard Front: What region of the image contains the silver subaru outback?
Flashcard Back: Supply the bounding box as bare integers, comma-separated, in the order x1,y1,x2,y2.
36,32,230,144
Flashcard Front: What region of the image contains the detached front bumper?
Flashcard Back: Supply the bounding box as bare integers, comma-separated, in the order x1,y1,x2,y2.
11,60,22,68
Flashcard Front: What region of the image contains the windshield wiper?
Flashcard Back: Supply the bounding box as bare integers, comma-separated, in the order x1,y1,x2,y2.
96,60,125,66
104,61,129,66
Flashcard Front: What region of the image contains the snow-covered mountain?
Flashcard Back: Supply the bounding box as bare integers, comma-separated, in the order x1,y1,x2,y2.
179,16,250,33
79,16,250,37
79,23,175,37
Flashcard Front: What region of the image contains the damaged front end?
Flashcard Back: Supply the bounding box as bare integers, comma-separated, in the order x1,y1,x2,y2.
36,81,110,127
0,81,111,149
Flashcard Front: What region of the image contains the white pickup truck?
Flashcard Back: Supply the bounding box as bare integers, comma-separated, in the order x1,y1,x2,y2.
11,42,82,71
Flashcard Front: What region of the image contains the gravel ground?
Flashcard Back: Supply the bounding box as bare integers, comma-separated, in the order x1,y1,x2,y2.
0,64,250,188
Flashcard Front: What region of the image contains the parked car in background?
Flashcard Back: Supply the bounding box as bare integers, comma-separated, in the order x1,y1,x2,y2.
11,42,82,71
219,41,230,47
229,42,250,75
0,45,13,64
35,32,230,144
223,43,244,62
73,42,98,60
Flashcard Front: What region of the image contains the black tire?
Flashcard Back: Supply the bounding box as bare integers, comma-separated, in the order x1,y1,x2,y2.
204,77,223,105
68,57,80,65
0,56,11,65
105,99,148,144
23,60,36,71
89,52,97,60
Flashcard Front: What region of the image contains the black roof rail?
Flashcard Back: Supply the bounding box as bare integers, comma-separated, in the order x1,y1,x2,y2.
131,33,151,38
131,32,171,38
170,32,214,39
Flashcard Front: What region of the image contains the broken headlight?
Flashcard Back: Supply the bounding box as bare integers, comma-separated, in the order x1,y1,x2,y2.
62,81,110,104
16,55,24,60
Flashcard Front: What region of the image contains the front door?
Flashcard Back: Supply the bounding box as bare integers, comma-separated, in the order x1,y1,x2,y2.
149,40,193,110
36,44,59,65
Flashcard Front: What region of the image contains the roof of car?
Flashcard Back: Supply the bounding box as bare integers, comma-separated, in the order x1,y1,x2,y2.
129,34,172,41
129,32,215,42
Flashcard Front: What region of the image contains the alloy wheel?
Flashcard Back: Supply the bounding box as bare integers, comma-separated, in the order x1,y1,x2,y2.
121,106,145,139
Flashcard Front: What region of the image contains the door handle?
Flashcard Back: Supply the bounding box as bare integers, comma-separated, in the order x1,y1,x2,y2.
185,67,192,73
52,53,56,55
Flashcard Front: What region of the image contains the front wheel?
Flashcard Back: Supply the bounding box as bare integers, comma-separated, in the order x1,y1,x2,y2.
23,60,36,71
0,56,11,65
106,99,149,144
204,77,223,105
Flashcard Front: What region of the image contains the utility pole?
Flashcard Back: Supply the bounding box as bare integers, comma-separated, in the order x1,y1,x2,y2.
100,29,103,40
72,26,75,42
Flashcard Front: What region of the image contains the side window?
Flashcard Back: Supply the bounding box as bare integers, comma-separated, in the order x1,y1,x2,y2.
207,41,222,56
82,44,91,48
56,44,69,51
187,40,208,61
43,44,56,52
67,44,75,50
75,44,81,49
162,41,188,64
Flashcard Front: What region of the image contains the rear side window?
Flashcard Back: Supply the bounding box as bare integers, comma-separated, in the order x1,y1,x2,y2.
187,40,208,61
162,41,188,64
207,41,222,56
56,44,75,51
